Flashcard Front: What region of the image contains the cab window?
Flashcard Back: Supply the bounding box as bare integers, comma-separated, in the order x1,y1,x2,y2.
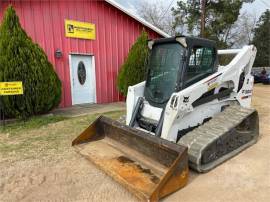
184,46,215,86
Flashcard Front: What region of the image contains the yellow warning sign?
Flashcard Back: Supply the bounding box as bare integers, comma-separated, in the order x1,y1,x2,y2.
0,82,23,95
208,82,218,91
65,19,96,40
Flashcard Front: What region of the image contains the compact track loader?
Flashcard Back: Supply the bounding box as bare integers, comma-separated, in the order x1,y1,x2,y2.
73,36,259,201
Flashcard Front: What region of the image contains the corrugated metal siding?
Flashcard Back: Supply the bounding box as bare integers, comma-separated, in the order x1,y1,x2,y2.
0,0,161,107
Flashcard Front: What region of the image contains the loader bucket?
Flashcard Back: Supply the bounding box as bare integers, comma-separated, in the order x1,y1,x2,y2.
72,116,188,201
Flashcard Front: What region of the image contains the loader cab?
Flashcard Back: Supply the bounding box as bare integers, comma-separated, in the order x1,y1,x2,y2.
145,36,218,107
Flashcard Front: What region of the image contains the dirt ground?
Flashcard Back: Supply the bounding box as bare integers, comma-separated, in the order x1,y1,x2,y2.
0,85,269,202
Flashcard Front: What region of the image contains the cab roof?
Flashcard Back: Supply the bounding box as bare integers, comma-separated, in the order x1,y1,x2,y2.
152,36,217,49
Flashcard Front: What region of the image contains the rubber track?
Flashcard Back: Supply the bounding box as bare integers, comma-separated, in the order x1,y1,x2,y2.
178,104,259,172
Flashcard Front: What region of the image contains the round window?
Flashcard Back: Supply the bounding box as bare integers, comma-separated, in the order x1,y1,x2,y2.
77,61,86,85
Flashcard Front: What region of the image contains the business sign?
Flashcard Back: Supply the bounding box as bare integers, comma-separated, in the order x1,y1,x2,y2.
65,20,96,40
0,81,23,95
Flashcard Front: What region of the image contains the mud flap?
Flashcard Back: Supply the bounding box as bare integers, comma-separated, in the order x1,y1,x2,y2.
72,116,188,201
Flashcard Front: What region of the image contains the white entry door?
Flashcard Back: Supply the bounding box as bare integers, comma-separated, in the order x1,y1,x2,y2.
70,54,96,105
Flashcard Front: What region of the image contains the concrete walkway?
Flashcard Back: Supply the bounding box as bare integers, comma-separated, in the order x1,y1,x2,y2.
51,102,126,117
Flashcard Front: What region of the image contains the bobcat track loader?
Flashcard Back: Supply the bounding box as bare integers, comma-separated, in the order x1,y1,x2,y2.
73,36,259,201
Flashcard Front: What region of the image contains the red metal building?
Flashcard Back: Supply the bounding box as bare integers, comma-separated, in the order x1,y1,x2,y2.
0,0,168,107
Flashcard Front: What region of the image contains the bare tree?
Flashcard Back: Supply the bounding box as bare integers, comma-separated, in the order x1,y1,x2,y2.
136,0,182,36
227,12,257,48
136,0,256,47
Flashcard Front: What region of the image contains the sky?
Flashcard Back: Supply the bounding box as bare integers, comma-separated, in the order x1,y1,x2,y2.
115,0,269,19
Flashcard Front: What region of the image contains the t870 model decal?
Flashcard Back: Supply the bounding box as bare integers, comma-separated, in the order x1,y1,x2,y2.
242,89,253,94
241,89,253,99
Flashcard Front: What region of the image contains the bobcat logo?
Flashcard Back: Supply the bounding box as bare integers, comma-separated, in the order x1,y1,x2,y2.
183,96,189,103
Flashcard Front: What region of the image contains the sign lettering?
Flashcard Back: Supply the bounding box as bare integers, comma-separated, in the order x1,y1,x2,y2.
65,20,96,40
0,82,23,95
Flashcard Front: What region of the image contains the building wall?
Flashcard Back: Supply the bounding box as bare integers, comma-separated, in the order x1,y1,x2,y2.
0,0,161,107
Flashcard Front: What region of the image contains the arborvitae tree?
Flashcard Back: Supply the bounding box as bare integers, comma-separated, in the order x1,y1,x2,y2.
0,6,61,118
117,30,149,96
252,9,270,67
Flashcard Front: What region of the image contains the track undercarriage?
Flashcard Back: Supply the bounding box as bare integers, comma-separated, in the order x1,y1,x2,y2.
178,104,259,172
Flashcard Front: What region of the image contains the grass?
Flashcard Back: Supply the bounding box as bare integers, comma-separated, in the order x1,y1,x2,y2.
0,110,125,163
0,115,68,134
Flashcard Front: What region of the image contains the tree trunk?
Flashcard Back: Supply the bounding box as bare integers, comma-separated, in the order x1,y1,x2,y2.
200,0,206,37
